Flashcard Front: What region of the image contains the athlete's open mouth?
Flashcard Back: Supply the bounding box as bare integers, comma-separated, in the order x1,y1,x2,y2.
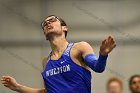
47,25,53,30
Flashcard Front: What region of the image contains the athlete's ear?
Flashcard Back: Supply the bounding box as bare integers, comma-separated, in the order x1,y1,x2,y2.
62,26,68,33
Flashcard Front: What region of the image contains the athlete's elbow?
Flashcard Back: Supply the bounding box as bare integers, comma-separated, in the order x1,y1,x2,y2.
94,68,105,73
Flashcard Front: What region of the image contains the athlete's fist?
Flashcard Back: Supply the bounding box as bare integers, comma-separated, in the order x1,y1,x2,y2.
100,36,116,55
1,76,20,91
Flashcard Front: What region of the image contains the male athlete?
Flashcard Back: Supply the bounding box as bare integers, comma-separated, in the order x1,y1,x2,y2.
1,15,116,93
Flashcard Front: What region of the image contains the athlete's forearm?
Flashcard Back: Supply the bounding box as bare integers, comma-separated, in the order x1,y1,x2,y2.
15,84,46,93
84,54,108,73
94,54,108,72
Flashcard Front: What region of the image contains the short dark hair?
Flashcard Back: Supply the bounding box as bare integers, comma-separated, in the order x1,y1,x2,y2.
42,15,68,38
129,74,140,87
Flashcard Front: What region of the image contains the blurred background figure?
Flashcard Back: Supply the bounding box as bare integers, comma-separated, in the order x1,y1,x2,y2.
129,75,140,93
106,77,123,93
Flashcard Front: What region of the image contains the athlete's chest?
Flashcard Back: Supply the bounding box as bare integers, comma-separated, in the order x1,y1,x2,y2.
42,56,77,79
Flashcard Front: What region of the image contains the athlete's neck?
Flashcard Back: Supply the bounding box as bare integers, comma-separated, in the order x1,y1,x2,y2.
49,36,68,56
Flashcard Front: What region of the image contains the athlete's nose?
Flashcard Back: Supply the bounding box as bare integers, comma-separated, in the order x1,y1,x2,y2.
46,21,53,28
46,21,50,26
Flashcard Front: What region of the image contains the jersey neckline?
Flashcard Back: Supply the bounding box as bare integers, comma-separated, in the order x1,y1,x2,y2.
49,42,70,61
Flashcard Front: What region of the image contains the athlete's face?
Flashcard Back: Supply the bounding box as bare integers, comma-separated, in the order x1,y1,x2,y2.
130,77,140,93
108,81,122,93
42,16,67,39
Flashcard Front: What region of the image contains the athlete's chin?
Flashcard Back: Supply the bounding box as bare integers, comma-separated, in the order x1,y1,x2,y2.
44,30,55,35
46,29,55,32
45,32,61,40
46,30,56,35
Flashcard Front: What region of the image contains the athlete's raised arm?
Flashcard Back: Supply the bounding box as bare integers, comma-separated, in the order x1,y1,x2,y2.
79,35,116,73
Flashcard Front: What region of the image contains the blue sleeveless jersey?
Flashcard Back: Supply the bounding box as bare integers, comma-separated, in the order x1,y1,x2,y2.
41,42,91,93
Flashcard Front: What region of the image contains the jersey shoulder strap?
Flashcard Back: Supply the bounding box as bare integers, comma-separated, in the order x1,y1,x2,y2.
63,42,74,57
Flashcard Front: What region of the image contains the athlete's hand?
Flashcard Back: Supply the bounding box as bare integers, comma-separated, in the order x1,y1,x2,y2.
100,36,116,56
1,76,20,91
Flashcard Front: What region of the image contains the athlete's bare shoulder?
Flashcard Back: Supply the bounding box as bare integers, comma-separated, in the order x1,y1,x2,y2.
73,41,95,57
74,41,90,46
73,41,94,52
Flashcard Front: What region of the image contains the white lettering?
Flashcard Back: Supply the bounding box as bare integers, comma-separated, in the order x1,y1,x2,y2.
45,64,71,77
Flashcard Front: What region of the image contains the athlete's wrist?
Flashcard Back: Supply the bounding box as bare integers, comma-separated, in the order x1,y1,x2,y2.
99,52,108,56
15,83,22,92
99,51,108,56
99,53,108,60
